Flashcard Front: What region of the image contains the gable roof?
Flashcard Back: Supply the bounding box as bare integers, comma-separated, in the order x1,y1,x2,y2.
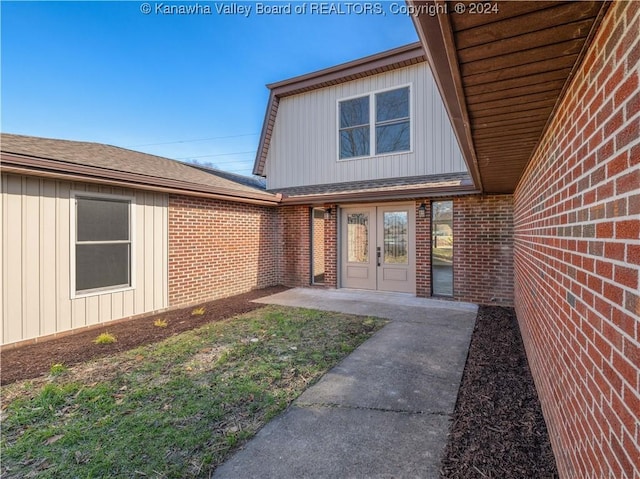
410,0,609,193
253,42,426,176
1,133,279,205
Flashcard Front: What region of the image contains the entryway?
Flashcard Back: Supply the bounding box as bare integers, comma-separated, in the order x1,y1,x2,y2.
340,204,416,293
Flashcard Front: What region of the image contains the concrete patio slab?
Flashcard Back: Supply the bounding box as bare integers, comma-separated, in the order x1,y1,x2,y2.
253,287,477,321
213,288,477,478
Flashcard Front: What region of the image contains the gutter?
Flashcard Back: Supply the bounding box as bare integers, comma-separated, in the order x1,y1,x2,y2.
1,153,282,206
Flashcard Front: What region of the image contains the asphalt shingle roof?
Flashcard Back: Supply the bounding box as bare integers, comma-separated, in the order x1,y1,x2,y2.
270,172,473,198
1,133,271,199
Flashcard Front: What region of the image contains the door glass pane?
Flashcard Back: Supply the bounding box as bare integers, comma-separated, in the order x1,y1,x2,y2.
432,201,453,296
383,211,408,264
347,213,369,262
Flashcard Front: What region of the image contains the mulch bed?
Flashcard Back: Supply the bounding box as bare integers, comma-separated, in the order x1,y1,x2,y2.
0,286,288,386
441,305,558,478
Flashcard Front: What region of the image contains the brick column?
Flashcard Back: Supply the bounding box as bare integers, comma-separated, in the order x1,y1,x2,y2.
415,199,432,297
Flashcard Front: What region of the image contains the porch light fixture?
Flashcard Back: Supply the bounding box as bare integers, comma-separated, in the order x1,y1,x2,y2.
418,203,427,218
324,207,332,220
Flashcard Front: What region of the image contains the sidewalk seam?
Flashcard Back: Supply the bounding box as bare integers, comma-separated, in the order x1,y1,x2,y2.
294,402,452,417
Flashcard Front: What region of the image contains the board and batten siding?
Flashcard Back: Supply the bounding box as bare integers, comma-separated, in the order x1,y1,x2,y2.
265,63,467,189
1,173,168,346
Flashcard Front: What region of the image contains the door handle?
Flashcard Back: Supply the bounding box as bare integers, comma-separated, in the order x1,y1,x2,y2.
376,246,381,267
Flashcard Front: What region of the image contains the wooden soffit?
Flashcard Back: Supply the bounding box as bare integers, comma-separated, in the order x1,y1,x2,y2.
410,0,610,193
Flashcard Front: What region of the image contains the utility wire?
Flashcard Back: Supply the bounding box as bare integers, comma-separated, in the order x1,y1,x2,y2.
176,150,255,160
127,133,258,148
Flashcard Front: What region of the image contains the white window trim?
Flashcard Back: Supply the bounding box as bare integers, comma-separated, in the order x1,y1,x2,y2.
70,190,136,299
336,83,413,162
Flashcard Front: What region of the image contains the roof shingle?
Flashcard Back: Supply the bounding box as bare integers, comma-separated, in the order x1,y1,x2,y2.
1,133,277,203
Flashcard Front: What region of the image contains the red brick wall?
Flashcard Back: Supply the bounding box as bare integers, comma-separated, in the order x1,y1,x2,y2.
414,196,513,305
454,195,514,306
168,195,280,306
312,209,325,281
513,2,640,477
279,205,311,287
416,200,432,297
324,204,338,288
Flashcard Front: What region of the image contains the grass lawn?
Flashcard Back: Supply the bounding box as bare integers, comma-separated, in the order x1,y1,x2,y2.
1,306,385,478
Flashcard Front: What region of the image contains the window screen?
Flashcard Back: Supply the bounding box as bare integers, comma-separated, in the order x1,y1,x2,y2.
75,197,131,293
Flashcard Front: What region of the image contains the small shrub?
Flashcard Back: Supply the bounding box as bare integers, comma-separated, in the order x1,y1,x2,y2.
49,363,68,376
154,318,168,328
93,332,117,345
191,307,206,316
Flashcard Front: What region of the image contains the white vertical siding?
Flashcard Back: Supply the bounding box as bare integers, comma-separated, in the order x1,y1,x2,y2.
265,62,467,189
1,174,168,345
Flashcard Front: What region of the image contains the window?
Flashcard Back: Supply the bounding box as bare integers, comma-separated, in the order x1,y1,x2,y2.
74,195,132,294
338,86,410,159
339,96,370,159
431,200,453,297
376,88,410,154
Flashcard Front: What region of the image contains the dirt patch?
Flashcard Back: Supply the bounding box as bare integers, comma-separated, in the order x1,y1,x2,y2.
0,286,288,386
441,305,558,478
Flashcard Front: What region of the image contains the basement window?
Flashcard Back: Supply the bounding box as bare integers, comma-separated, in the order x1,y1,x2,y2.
72,194,133,296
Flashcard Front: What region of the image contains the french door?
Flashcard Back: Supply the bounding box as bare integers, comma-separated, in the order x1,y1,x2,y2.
340,204,416,293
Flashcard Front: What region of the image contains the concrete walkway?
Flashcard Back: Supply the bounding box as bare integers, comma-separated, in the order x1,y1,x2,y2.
213,288,477,479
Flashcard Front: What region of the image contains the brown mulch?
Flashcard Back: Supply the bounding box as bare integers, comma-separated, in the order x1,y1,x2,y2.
0,286,288,386
441,305,558,479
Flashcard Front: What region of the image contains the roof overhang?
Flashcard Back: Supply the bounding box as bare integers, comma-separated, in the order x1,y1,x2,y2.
278,185,480,205
409,0,610,194
1,152,281,206
273,173,479,205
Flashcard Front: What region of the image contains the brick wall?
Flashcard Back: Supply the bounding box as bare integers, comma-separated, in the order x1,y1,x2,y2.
513,2,640,477
414,196,513,305
168,195,280,306
415,200,432,297
454,195,514,306
312,209,325,281
279,205,311,287
324,204,338,288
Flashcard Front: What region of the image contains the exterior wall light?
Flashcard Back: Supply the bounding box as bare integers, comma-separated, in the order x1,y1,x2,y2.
324,207,332,220
418,202,427,218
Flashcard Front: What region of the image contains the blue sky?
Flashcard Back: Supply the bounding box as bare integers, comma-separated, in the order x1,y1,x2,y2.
1,1,417,175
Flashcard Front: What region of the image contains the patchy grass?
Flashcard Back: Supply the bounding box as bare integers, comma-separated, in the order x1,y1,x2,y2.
48,363,68,377
1,306,385,478
93,332,117,345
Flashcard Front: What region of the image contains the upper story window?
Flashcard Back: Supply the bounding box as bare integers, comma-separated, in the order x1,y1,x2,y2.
339,86,410,160
73,194,133,295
